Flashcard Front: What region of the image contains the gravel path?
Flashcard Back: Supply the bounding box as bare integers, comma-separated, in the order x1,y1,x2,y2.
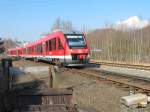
92,65,150,81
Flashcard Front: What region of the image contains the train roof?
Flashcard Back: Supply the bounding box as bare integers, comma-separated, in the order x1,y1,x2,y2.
8,47,23,51
52,29,83,35
25,31,84,47
8,30,84,50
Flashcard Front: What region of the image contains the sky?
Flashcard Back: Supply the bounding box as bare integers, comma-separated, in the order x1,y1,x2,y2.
0,0,150,41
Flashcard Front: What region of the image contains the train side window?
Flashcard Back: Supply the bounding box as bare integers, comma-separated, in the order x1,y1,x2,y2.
40,44,43,53
49,38,56,50
27,48,29,54
58,38,63,49
29,47,31,54
30,47,32,54
38,45,40,53
46,41,49,51
37,45,39,53
32,47,34,53
52,38,56,50
33,47,35,53
48,40,52,50
25,48,27,54
35,46,37,53
37,44,42,53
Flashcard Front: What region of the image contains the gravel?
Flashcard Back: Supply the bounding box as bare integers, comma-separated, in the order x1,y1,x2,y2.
93,65,150,80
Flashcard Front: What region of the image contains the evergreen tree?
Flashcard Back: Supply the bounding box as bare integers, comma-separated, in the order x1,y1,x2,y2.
0,38,5,54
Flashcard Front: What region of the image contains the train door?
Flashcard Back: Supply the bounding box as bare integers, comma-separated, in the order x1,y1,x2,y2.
50,38,57,56
42,42,46,56
45,41,49,56
46,38,56,61
57,37,65,63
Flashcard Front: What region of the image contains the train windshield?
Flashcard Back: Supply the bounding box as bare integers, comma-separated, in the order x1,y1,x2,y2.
65,34,86,49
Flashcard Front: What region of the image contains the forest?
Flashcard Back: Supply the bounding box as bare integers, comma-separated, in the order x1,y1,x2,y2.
87,25,150,64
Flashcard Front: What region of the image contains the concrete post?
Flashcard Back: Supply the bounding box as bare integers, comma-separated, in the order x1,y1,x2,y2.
120,94,149,112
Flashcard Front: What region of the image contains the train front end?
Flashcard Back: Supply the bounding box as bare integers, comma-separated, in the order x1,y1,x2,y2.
64,33,90,66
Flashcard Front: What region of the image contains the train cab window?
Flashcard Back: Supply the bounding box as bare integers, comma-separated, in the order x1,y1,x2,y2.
58,38,63,49
65,34,86,49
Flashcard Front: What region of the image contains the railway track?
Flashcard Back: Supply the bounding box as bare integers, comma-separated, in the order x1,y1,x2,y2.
13,59,150,94
91,60,150,70
66,68,150,94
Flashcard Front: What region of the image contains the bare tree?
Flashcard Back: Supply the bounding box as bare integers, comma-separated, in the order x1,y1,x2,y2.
87,25,150,64
51,17,62,31
51,18,74,32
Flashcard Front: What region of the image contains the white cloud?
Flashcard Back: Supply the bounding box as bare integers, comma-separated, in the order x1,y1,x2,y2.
114,16,149,29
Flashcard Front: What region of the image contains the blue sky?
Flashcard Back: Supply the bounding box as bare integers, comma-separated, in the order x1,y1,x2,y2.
0,0,150,41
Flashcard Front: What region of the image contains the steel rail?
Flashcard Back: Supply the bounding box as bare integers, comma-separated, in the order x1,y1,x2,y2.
91,60,150,70
67,68,150,93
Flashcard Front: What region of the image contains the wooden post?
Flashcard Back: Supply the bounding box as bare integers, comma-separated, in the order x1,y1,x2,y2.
49,65,53,88
2,58,12,92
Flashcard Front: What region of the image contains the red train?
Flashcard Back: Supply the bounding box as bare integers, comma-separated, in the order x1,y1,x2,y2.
7,31,90,66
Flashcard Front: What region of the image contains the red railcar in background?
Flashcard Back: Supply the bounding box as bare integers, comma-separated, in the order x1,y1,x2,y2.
7,31,90,66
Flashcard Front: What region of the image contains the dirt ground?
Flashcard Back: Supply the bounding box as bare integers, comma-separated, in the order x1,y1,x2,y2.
54,69,128,112
13,59,48,67
12,60,129,112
